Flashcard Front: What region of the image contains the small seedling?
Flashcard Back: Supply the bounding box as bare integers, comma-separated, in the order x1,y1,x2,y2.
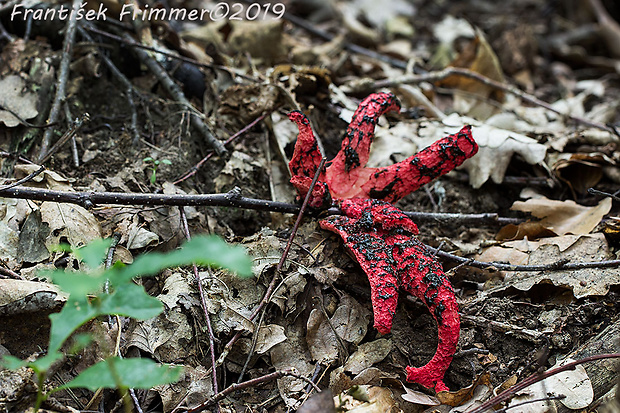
143,157,172,184
1,236,252,412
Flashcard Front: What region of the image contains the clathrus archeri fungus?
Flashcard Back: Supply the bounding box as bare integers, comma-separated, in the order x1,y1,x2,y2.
288,93,478,391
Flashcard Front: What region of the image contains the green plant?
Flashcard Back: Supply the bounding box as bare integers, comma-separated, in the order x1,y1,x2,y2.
143,156,172,184
1,235,252,412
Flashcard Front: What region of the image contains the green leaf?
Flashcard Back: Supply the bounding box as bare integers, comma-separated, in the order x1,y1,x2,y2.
109,235,252,284
51,270,105,297
48,297,98,353
143,157,154,162
161,159,172,165
1,355,27,370
58,357,182,390
99,284,163,320
73,238,112,269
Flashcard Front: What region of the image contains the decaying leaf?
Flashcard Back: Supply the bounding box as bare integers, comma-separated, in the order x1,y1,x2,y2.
510,196,612,236
306,308,340,365
0,75,38,127
255,324,287,354
400,385,440,405
343,339,392,375
333,386,401,413
418,114,547,188
40,202,102,249
438,28,506,119
125,273,195,362
478,233,620,298
0,279,66,315
270,317,315,409
507,358,593,412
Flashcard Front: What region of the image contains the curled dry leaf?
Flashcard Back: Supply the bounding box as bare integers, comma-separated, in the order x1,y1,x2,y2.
438,28,506,119
510,196,612,236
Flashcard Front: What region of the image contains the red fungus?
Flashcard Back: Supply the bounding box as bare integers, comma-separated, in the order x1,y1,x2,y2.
320,199,459,392
288,93,478,391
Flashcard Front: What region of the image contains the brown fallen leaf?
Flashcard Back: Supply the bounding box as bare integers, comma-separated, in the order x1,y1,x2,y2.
437,28,505,119
553,152,615,197
510,196,612,235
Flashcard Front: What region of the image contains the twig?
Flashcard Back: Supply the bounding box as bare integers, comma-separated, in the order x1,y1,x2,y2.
466,353,620,413
0,184,521,225
351,67,615,134
187,368,318,412
0,151,37,165
494,395,566,413
77,24,140,145
173,113,267,184
427,246,620,272
0,266,22,280
460,315,544,342
179,206,219,411
119,32,226,155
216,158,327,370
0,165,45,191
39,113,90,164
2,186,618,272
37,0,81,163
588,187,620,202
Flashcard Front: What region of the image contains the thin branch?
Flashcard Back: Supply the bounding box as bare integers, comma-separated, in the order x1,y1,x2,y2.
2,186,618,272
0,266,23,280
78,24,140,145
38,0,81,162
589,187,620,202
39,113,89,164
428,246,620,272
83,24,260,83
0,185,520,225
461,315,544,342
466,353,620,413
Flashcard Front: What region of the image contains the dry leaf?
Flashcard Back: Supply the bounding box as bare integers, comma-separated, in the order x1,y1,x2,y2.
255,324,287,354
511,197,612,235
334,386,402,413
507,358,593,412
40,202,102,249
553,153,614,196
401,385,440,405
344,339,392,374
0,75,38,127
437,28,505,119
481,233,620,298
418,114,547,188
306,308,339,364
0,280,66,315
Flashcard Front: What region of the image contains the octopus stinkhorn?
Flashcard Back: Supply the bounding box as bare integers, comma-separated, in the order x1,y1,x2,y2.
287,93,478,391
